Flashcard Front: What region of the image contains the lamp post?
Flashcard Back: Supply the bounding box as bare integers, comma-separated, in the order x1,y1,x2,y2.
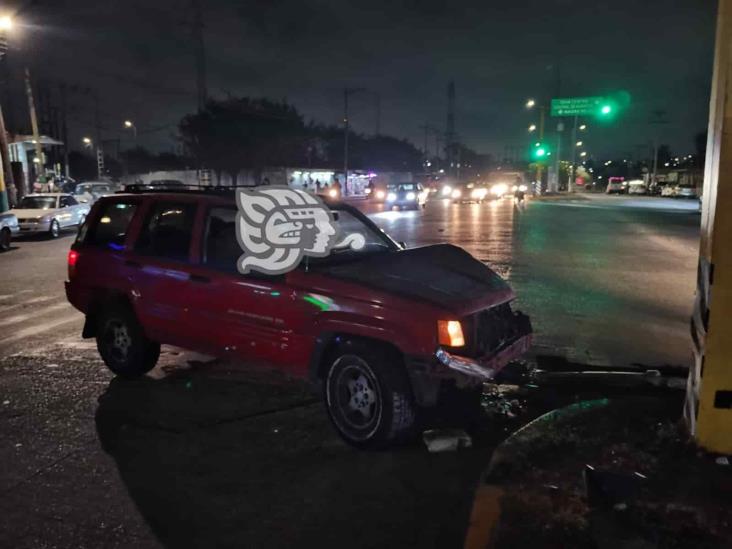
0,14,13,210
526,98,546,189
124,120,137,139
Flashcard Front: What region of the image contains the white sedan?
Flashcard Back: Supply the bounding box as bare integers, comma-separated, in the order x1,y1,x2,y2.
13,193,90,238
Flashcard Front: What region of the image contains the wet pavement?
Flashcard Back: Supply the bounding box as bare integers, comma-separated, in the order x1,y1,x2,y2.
0,193,700,548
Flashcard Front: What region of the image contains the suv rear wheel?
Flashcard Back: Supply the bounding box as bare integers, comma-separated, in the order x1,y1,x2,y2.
324,341,415,449
0,227,10,251
96,305,160,378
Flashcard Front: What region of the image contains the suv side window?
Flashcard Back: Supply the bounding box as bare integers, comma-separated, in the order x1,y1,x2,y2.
203,207,241,273
60,196,74,207
81,201,138,248
136,201,197,262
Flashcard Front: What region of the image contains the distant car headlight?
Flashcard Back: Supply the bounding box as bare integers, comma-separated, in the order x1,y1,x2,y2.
406,191,416,200
365,187,372,194
491,183,508,196
470,188,487,199
376,190,385,200
511,185,518,192
451,189,462,199
386,192,397,201
518,184,528,192
438,320,465,347
441,185,452,197
328,188,339,198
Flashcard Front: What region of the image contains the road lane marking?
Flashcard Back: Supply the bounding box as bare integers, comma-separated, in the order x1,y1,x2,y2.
0,295,63,314
0,290,33,301
0,302,73,327
0,313,82,346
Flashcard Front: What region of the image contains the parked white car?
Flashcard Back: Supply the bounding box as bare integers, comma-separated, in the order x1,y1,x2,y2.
0,211,19,251
660,185,677,197
627,180,647,195
73,182,116,205
676,185,699,199
13,193,90,238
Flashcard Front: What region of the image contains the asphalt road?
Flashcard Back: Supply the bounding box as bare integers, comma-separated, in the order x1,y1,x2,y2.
0,194,700,548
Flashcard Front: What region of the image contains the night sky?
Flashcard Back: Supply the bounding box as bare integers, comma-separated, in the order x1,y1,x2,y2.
4,0,718,161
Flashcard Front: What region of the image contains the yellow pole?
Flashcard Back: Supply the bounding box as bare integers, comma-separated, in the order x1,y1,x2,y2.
686,0,732,454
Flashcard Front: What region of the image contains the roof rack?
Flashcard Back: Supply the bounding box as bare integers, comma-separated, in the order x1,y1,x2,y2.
120,184,254,195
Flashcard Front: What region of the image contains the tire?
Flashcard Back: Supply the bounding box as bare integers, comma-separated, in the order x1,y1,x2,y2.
324,341,415,449
0,227,10,251
48,219,60,239
96,305,160,378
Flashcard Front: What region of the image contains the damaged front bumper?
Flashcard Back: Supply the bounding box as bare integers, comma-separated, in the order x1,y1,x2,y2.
436,333,532,382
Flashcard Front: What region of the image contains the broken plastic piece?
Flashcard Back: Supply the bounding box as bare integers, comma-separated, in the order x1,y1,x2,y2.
422,429,472,452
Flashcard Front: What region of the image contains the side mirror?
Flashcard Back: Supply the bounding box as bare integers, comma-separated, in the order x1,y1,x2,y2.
399,241,407,249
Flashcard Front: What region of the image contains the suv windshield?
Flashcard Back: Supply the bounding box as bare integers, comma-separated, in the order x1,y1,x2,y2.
18,196,57,209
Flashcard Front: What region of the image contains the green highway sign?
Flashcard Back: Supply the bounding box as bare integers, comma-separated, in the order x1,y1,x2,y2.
550,96,605,117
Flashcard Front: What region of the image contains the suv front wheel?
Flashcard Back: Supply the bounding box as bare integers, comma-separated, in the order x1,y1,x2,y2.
324,341,415,449
96,306,160,378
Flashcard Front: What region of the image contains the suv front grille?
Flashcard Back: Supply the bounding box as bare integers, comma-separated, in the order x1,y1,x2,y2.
461,302,530,358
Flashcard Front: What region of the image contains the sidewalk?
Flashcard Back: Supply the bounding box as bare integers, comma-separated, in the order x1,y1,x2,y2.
464,395,731,548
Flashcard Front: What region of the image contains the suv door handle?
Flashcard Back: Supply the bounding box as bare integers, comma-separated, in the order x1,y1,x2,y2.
124,260,141,269
189,273,210,284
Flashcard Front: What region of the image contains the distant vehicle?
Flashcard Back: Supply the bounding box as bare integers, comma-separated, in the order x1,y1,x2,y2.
627,180,648,195
661,185,677,198
450,182,490,203
385,182,427,209
605,177,626,194
73,182,116,205
675,184,699,199
66,189,532,448
0,211,19,251
13,193,90,238
366,183,387,202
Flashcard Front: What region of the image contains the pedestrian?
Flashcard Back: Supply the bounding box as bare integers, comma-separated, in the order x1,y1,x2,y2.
316,180,322,192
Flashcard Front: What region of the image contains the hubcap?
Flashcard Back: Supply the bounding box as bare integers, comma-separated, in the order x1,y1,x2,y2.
107,321,131,360
328,357,382,438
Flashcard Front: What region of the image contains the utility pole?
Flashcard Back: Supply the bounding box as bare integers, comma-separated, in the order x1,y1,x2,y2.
0,24,14,209
649,109,668,191
192,0,207,111
24,68,45,187
568,115,578,193
93,89,104,179
343,88,349,195
446,80,456,178
59,83,69,177
374,92,380,135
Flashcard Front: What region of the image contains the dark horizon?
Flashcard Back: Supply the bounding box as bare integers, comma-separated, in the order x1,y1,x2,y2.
1,0,718,161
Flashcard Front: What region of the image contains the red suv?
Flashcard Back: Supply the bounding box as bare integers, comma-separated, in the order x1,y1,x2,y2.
66,189,531,448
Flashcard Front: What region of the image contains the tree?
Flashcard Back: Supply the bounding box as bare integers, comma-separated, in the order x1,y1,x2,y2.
179,97,308,184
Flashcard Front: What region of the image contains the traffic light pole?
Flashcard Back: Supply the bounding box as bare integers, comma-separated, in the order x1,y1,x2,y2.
568,115,577,193
536,105,545,189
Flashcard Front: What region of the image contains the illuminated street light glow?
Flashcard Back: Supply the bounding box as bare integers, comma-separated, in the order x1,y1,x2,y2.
82,137,92,145
528,124,536,132
124,120,133,128
0,16,13,31
576,141,583,147
526,99,535,108
579,124,587,130
580,151,587,157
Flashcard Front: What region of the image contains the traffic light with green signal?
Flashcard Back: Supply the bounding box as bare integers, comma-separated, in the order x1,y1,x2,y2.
531,142,550,161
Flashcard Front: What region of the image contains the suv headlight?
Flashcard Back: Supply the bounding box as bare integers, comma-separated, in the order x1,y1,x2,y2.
386,192,397,201
406,192,416,200
438,320,465,347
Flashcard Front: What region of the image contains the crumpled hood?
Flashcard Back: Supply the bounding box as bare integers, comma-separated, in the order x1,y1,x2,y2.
320,244,514,314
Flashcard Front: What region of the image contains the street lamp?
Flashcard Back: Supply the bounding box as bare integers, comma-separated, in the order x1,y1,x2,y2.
526,99,536,109
0,15,12,31
528,124,536,132
123,120,137,139
579,124,587,131
576,141,583,147
580,151,587,157
82,137,92,146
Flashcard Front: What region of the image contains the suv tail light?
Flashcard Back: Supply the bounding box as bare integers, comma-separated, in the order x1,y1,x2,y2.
67,249,79,278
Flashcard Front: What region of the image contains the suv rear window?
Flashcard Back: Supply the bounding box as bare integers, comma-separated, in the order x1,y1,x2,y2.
81,201,138,248
204,207,240,272
135,201,197,262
